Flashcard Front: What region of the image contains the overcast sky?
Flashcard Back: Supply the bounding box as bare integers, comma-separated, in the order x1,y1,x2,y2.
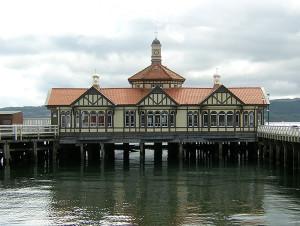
0,0,300,108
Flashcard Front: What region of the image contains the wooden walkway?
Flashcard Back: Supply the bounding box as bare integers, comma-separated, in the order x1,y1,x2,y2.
257,125,300,143
0,125,58,141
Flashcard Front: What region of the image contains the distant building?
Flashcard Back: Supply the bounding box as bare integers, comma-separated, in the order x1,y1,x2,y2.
0,111,23,125
45,37,269,143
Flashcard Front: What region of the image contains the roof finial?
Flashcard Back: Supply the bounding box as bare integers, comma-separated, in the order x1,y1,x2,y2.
154,30,158,39
216,67,218,74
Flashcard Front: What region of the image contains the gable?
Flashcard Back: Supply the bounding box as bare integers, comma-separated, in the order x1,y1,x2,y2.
200,85,244,105
71,87,115,106
137,87,178,106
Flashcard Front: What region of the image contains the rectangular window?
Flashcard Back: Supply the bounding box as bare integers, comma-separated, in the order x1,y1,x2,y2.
188,114,193,127
82,113,89,128
75,113,79,128
227,114,233,127
219,114,225,127
211,114,217,127
147,114,154,127
90,114,97,127
161,113,168,127
249,113,254,127
107,114,112,127
140,114,145,127
170,112,175,127
98,115,105,127
193,114,198,127
203,114,208,127
244,114,248,127
61,114,66,128
66,113,71,128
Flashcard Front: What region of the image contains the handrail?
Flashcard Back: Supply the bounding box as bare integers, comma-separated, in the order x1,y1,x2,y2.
257,125,300,142
0,125,58,141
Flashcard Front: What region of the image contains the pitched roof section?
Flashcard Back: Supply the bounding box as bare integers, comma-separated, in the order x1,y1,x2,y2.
128,63,186,83
46,87,267,106
46,88,88,106
229,87,265,105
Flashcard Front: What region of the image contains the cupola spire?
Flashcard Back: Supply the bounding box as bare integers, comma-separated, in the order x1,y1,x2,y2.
92,70,100,89
213,68,221,90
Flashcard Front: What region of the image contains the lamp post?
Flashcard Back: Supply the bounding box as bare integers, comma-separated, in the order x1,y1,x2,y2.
267,93,270,125
262,97,265,125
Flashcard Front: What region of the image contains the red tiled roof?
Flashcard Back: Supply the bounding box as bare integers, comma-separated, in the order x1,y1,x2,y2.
46,88,88,106
165,88,213,105
101,88,151,105
229,87,265,105
46,87,266,106
128,63,185,82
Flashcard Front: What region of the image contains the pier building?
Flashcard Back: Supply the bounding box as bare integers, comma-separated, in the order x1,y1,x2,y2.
45,37,269,145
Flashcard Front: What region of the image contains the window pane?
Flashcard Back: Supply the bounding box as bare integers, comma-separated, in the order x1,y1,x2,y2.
170,111,175,127
82,112,89,128
211,112,217,127
155,112,160,127
203,113,208,127
75,112,79,128
193,114,198,127
66,112,71,128
227,114,233,127
162,113,168,127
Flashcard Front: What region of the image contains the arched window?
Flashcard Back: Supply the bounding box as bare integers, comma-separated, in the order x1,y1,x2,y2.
161,111,168,127
249,111,254,127
227,111,233,127
98,111,105,127
203,111,208,127
170,111,175,127
75,111,80,128
107,111,113,127
244,111,249,127
130,111,135,127
82,111,89,128
155,111,161,127
258,112,262,125
147,111,154,127
125,111,135,127
235,111,240,127
66,111,71,128
61,111,66,128
188,111,198,127
90,111,97,127
211,111,217,127
140,111,145,127
219,111,225,127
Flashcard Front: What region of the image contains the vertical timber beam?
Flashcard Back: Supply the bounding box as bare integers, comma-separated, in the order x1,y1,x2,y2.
178,142,183,160
52,142,57,164
33,141,38,163
276,142,281,164
218,142,223,160
140,142,145,165
100,143,105,160
283,142,288,167
3,142,11,165
80,143,85,164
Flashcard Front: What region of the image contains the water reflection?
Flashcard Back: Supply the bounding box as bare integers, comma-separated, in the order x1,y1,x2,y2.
1,149,300,225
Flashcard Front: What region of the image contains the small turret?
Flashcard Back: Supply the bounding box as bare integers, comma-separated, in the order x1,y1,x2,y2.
92,73,100,90
213,69,221,90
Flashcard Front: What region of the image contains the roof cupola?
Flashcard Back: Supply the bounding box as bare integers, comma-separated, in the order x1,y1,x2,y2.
151,36,162,64
213,69,221,90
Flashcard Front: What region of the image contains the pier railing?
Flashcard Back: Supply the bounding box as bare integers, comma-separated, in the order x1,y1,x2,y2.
258,125,300,143
0,125,58,141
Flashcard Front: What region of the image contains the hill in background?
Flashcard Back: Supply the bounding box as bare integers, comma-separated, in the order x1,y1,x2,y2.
0,98,299,121
0,106,50,118
268,98,300,122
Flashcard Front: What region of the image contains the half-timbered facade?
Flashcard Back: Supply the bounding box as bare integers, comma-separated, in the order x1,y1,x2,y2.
45,38,269,143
